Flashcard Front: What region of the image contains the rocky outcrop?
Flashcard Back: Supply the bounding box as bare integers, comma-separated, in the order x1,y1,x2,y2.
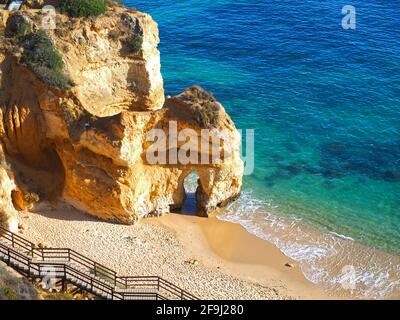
0,5,243,228
58,9,165,114
0,260,38,300
0,146,18,232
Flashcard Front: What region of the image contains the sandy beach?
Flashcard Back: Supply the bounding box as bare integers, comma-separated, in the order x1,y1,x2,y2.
14,202,336,300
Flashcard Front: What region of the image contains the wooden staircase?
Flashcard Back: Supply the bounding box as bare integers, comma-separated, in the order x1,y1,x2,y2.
0,226,198,300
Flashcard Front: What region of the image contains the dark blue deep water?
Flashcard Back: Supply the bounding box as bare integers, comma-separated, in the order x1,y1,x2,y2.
124,0,400,297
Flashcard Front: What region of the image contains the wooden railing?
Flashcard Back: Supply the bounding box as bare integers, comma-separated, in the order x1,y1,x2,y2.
0,225,198,300
0,226,35,255
33,248,118,286
117,276,199,300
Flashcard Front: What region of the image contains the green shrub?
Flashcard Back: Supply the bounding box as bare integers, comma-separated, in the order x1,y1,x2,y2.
20,31,64,71
2,287,17,300
125,35,143,54
4,14,31,39
29,64,73,89
19,30,73,89
60,0,107,18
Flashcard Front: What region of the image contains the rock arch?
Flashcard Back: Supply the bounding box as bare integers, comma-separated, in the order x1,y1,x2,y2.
0,8,243,229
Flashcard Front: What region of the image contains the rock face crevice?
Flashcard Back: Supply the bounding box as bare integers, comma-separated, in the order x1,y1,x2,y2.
0,6,243,229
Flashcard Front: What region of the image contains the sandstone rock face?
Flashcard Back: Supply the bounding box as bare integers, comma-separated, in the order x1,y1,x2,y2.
0,146,19,232
60,11,165,115
0,7,243,228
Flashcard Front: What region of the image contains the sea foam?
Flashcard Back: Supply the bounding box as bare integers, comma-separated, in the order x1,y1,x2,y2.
218,189,400,299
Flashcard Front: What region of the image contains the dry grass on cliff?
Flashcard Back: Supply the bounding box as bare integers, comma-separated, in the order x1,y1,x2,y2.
0,262,37,300
2,13,73,89
167,86,221,129
18,30,73,89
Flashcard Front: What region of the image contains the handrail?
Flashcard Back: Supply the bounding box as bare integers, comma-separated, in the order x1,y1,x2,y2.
0,241,31,267
118,275,198,300
33,247,117,284
25,261,119,299
0,225,199,300
37,262,116,297
160,278,199,300
0,225,35,255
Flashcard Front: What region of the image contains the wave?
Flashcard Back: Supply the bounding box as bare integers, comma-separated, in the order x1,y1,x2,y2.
182,173,400,298
218,189,400,299
329,231,355,241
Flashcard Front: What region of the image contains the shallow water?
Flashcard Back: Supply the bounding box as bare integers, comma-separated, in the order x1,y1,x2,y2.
124,0,400,298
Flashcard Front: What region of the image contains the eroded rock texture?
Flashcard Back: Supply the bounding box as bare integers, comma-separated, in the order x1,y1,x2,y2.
0,6,243,228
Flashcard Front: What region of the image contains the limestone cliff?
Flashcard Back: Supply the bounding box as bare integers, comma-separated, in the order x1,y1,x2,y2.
0,4,243,228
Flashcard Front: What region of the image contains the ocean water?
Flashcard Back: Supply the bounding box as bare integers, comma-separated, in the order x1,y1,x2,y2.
124,0,400,298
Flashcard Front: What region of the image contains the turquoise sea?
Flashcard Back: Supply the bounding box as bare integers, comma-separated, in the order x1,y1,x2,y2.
124,0,400,298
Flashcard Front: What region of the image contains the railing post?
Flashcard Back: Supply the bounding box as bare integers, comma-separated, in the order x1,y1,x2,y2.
0,227,198,300
62,279,67,292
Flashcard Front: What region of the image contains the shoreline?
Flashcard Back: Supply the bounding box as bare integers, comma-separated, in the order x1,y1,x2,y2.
13,200,400,299
14,201,338,300
153,213,336,299
216,207,400,300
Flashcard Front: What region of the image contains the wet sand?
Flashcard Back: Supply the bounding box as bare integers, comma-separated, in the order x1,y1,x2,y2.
156,213,335,300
